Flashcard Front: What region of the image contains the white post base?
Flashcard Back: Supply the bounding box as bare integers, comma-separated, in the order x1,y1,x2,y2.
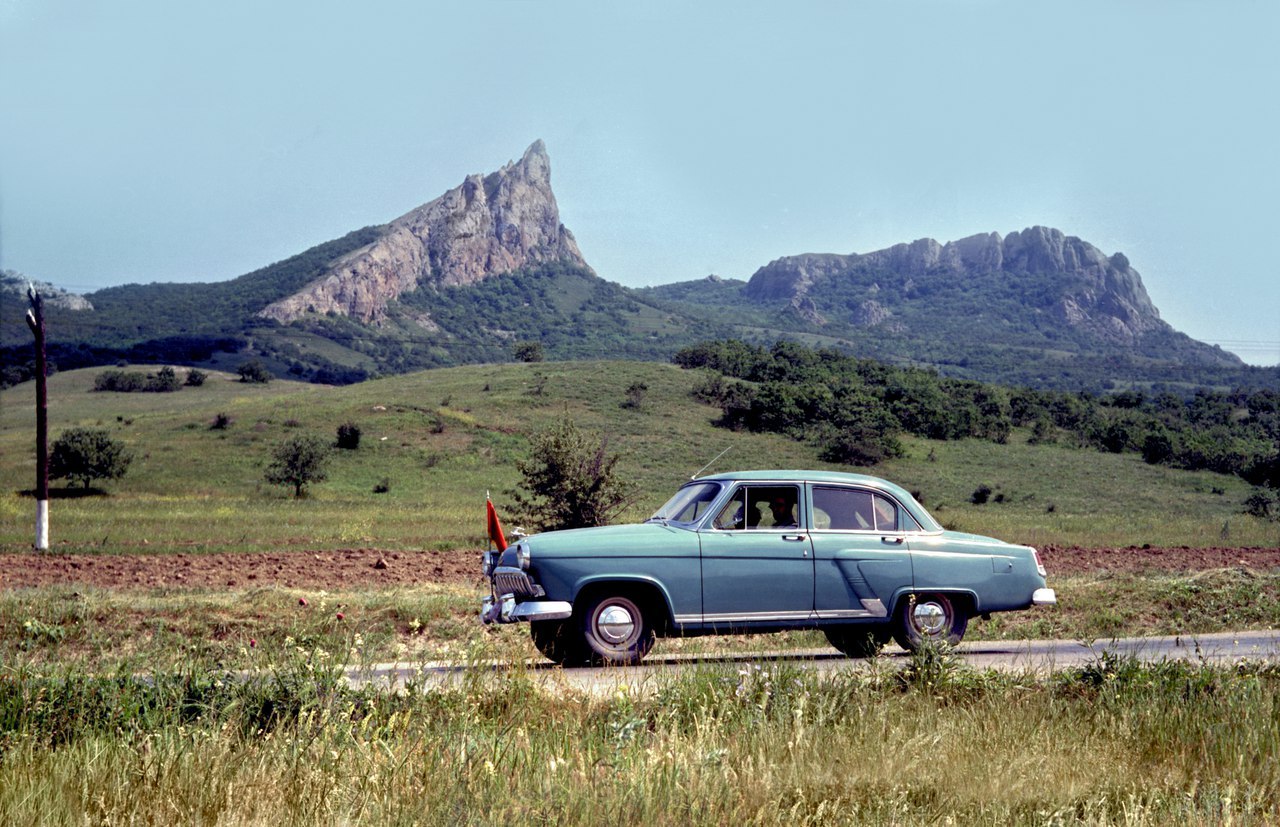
35,499,49,550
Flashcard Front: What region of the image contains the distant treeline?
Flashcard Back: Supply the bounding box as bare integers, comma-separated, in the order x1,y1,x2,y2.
1,336,245,389
675,339,1280,488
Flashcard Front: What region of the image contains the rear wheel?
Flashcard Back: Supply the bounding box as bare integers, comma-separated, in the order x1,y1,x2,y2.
579,593,655,666
824,625,891,658
530,619,586,666
892,593,968,651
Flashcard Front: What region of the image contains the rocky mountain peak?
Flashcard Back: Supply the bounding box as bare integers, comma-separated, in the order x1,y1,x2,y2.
744,227,1165,344
259,141,589,324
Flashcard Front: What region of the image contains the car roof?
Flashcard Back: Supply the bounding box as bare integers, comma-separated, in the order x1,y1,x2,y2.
694,469,912,498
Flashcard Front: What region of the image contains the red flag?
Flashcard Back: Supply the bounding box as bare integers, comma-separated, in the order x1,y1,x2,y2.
486,498,508,551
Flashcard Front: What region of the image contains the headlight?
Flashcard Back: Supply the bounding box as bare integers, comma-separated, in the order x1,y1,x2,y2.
517,542,531,571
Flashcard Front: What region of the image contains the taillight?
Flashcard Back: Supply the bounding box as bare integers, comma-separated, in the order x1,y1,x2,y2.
1032,549,1047,578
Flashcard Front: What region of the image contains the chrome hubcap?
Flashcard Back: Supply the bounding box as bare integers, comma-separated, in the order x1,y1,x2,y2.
597,604,636,645
912,601,948,636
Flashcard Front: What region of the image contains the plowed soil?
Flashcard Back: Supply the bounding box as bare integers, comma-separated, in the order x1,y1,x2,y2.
2,545,1279,592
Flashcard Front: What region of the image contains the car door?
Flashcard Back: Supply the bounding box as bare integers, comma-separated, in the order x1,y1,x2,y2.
697,483,815,626
809,484,915,620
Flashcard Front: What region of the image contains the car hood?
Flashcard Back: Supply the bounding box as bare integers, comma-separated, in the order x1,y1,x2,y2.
521,522,693,556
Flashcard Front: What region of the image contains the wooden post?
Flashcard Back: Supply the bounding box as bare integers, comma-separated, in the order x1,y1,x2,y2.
25,287,49,550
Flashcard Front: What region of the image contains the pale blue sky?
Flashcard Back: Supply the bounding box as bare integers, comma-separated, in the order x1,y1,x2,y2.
2,0,1277,365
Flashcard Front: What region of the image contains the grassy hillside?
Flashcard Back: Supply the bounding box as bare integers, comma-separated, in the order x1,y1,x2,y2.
1,361,1276,556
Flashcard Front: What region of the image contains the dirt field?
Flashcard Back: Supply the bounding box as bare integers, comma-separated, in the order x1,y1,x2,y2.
2,545,1279,592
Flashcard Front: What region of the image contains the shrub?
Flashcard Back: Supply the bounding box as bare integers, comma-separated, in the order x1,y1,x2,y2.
50,428,132,490
1244,490,1277,521
509,419,638,531
373,477,391,494
819,426,903,466
336,422,361,450
148,366,182,392
237,359,272,384
1028,416,1056,445
93,369,146,392
210,412,233,430
513,341,544,363
264,435,331,498
185,369,207,387
971,485,993,505
621,382,648,410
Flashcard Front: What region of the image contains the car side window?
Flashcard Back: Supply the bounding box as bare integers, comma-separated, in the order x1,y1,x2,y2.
812,486,875,531
712,485,801,530
712,489,747,530
872,494,897,532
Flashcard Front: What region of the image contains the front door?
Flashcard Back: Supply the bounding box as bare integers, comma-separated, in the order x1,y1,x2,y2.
808,484,914,621
697,483,814,627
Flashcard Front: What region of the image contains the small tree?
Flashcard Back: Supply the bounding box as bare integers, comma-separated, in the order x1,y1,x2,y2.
509,419,637,531
513,341,544,363
621,382,649,410
49,428,132,490
148,366,182,392
336,421,361,450
237,359,272,384
264,434,331,498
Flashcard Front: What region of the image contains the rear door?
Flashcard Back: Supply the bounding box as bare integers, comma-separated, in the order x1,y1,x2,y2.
808,484,914,621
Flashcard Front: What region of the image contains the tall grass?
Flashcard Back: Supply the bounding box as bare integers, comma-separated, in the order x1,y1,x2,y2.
1,646,1278,825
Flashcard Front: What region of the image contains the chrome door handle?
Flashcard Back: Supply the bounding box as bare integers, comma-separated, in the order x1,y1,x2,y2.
782,535,806,542
881,536,904,545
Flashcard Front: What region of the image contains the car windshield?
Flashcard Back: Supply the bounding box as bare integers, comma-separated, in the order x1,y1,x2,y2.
648,481,723,524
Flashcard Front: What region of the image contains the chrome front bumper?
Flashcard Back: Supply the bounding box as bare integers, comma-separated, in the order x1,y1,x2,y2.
1032,588,1057,605
481,594,574,624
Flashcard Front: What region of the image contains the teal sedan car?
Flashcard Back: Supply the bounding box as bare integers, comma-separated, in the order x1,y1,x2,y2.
481,470,1056,666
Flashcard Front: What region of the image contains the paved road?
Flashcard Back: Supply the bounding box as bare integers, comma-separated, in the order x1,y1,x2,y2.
348,629,1280,694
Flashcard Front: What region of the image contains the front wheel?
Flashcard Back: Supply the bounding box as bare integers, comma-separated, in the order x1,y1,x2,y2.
579,593,655,666
892,593,968,651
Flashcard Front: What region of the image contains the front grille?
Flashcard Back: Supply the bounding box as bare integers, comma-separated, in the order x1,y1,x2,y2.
493,567,539,598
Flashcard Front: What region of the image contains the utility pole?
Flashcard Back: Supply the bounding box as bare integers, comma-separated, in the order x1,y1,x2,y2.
25,287,49,550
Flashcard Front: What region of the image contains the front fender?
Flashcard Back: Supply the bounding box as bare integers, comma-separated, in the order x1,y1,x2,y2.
571,574,678,627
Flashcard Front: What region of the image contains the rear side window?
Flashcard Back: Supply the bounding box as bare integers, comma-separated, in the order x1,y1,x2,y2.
812,486,913,532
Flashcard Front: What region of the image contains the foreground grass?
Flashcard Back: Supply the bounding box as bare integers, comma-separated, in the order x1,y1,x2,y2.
1,647,1278,825
4,568,1280,671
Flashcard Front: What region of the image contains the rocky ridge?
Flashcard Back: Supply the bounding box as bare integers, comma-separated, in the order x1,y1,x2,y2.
744,227,1167,345
259,141,588,324
1,270,94,311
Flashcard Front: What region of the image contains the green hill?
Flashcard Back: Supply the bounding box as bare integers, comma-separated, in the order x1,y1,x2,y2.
2,361,1275,556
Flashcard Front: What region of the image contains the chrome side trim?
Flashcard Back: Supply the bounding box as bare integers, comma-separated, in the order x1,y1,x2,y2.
1032,588,1057,605
676,603,891,624
693,610,816,623
813,608,882,620
860,598,888,617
